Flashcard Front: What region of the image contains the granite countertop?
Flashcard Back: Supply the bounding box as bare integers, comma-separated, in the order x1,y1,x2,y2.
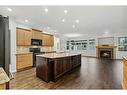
16,52,33,55
0,68,10,84
42,51,56,53
36,52,81,58
123,56,127,60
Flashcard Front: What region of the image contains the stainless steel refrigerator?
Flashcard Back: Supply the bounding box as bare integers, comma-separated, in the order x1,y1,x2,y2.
0,15,10,89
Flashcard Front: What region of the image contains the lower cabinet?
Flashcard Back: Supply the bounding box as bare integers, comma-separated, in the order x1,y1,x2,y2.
72,55,81,68
54,58,63,79
16,53,33,71
54,55,81,80
0,84,6,90
63,57,72,73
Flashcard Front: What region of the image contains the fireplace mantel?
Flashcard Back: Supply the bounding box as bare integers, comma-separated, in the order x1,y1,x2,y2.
96,45,117,49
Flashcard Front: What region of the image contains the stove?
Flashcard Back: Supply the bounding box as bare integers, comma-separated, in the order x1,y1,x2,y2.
29,48,43,67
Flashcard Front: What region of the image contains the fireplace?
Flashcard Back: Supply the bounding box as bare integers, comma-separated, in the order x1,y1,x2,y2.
99,48,113,59
96,45,117,59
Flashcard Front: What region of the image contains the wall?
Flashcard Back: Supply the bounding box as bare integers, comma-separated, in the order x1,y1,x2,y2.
66,32,127,59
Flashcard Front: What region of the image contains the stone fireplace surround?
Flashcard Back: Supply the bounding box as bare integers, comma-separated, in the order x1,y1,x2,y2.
96,45,117,59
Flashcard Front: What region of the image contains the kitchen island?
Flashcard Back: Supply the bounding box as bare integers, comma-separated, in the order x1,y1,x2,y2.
36,53,81,82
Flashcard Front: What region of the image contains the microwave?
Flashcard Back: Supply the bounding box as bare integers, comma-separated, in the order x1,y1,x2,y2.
31,39,42,46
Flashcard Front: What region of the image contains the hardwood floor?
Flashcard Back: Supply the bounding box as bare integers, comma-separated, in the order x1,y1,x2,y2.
10,57,123,89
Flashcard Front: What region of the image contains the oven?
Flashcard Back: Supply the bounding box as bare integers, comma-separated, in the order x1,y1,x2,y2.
29,48,44,67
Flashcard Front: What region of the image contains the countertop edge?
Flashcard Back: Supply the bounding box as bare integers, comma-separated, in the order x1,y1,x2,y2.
16,52,33,55
36,53,81,59
123,56,127,61
0,68,10,84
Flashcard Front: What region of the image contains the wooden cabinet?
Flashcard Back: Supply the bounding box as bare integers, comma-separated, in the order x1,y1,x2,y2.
72,55,81,68
16,28,25,46
63,57,72,73
122,57,127,89
54,58,63,79
0,84,6,89
17,28,54,46
16,53,33,71
36,54,81,82
36,57,49,82
16,27,32,46
31,28,42,40
42,33,54,46
24,30,32,45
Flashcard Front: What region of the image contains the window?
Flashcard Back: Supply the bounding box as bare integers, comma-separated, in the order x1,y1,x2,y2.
118,37,127,51
66,40,88,51
89,39,95,50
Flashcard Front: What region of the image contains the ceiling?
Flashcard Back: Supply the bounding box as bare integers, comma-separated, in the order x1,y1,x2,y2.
0,6,127,38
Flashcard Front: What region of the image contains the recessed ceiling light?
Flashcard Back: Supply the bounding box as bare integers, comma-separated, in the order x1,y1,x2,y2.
47,27,50,29
64,33,83,38
44,8,48,12
25,19,28,22
104,31,109,34
7,8,12,12
75,19,79,23
62,19,65,22
64,10,68,14
104,29,109,34
72,25,75,28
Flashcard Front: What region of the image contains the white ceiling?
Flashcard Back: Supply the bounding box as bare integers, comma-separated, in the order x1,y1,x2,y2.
0,6,127,38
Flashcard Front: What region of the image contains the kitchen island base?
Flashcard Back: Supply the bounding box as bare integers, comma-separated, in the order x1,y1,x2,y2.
36,53,81,82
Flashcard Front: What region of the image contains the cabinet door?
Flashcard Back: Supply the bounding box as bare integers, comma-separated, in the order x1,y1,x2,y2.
32,30,38,39
42,33,54,46
32,29,42,39
37,32,42,40
0,84,6,90
42,34,48,46
72,55,81,68
16,28,25,46
50,35,54,46
54,58,63,78
63,57,72,73
16,54,33,70
24,31,32,46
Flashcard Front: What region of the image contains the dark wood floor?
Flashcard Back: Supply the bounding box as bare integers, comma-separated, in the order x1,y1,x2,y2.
10,57,123,89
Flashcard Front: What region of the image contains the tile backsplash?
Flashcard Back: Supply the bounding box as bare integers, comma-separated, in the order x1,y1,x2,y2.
17,46,30,52
17,46,54,53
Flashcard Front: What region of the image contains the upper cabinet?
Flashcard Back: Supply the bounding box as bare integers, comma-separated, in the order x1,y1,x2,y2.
31,28,42,40
16,27,32,46
42,33,54,46
16,27,54,46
